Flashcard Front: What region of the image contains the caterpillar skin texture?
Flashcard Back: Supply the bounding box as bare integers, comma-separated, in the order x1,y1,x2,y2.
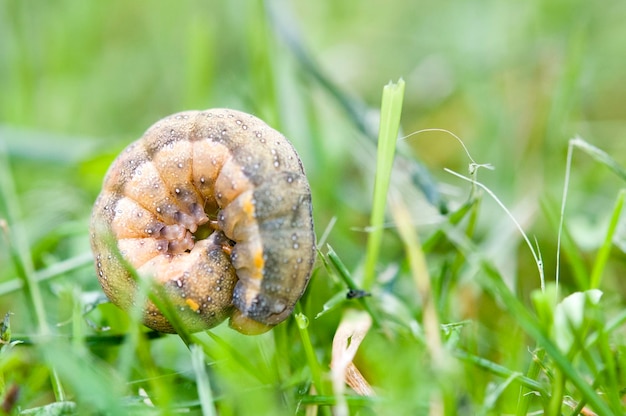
90,109,316,335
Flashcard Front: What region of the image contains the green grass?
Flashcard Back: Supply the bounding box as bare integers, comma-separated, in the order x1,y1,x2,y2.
2,0,626,414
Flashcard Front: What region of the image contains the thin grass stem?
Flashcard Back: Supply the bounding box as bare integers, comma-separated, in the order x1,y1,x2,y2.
444,168,545,290
294,310,328,399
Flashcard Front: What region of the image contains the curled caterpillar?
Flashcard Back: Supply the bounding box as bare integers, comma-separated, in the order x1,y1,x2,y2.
90,108,316,335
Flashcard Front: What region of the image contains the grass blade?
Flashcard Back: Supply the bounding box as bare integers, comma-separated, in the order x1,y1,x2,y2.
363,79,405,290
191,344,217,416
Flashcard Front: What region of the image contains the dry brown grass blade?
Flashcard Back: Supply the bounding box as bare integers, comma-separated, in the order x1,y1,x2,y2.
331,309,374,416
344,362,375,396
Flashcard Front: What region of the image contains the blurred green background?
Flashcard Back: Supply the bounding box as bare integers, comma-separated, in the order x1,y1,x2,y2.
2,0,626,413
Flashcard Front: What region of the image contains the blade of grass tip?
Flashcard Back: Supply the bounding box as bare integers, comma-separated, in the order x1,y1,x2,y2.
363,79,405,290
190,344,217,416
317,216,337,249
0,141,66,402
571,137,626,182
589,190,625,289
326,245,359,291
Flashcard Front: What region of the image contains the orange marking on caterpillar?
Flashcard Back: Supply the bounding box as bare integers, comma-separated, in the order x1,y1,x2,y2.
186,298,200,312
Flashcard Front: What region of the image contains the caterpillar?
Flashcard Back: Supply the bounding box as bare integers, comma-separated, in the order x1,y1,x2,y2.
89,108,316,335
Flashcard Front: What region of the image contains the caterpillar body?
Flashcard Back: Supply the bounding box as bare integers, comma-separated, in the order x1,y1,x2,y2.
90,108,316,335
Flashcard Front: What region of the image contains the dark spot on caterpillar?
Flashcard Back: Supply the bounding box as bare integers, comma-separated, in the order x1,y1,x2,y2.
90,108,316,335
